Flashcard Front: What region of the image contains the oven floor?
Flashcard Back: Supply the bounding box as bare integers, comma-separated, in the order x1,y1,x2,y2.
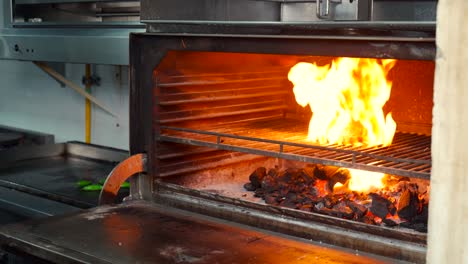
0,201,400,264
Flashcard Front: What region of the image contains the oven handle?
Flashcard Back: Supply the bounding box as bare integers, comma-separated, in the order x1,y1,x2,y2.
99,153,147,205
316,0,331,19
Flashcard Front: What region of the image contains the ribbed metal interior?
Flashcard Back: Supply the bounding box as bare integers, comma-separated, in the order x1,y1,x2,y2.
153,53,432,180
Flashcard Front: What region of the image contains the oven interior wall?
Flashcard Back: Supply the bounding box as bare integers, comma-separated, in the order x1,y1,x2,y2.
153,51,435,181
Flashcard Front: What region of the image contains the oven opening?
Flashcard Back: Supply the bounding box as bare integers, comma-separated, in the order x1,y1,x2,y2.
153,51,434,234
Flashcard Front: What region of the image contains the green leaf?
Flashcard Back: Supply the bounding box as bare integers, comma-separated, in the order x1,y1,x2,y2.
120,182,130,188
77,180,92,187
81,184,103,191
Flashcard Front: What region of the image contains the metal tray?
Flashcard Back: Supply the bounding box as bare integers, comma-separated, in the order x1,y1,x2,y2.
0,142,129,209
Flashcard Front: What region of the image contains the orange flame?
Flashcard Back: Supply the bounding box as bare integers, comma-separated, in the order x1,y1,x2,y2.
288,58,397,147
334,169,385,193
347,169,385,192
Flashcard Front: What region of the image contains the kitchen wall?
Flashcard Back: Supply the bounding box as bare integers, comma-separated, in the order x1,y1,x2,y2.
0,60,130,150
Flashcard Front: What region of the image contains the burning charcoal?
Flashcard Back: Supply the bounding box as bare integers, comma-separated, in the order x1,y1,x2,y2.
351,191,369,201
323,196,333,208
311,179,331,196
286,192,298,201
254,188,265,198
329,194,344,205
383,218,398,227
313,164,329,180
242,164,430,230
289,182,307,194
316,204,354,219
328,168,351,191
301,197,315,206
279,188,289,197
398,177,411,182
330,168,351,184
332,201,355,219
413,204,429,224
298,169,316,185
267,167,279,177
397,189,419,220
362,214,377,225
369,193,392,219
295,193,306,204
279,198,297,209
264,194,278,205
304,195,321,205
323,166,341,177
388,202,397,216
261,174,277,192
396,181,419,193
314,202,325,211
382,174,402,187
277,168,298,182
346,200,368,219
298,204,312,212
249,167,267,189
243,183,256,191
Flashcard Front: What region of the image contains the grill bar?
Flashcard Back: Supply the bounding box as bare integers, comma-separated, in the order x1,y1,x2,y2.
158,76,286,88
159,105,287,124
158,91,289,105
159,118,431,179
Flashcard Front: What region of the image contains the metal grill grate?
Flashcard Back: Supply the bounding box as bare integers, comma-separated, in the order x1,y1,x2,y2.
159,118,431,179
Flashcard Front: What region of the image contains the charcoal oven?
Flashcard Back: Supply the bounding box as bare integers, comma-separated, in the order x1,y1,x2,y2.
126,7,436,263
0,1,443,263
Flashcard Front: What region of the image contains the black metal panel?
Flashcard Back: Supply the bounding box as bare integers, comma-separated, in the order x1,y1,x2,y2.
129,33,162,199
141,0,281,22
145,22,436,41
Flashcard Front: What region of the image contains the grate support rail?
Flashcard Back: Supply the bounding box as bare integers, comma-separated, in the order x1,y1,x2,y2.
159,121,431,180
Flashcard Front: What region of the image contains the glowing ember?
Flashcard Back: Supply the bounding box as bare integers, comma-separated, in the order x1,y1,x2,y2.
288,57,397,147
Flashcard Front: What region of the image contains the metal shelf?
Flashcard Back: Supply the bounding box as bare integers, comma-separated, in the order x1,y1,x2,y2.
159,118,431,179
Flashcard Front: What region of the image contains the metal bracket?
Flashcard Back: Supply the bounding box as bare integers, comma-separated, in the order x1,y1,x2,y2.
316,0,331,19
82,74,101,87
99,153,148,205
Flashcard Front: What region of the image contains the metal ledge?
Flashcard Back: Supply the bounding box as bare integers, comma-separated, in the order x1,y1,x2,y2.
0,28,144,65
0,201,398,263
155,183,426,263
0,1,144,65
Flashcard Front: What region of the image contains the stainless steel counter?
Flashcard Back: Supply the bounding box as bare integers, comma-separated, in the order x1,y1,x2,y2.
0,201,399,264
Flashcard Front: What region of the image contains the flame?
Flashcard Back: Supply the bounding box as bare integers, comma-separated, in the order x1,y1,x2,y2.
348,169,385,192
333,169,384,192
288,57,397,147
